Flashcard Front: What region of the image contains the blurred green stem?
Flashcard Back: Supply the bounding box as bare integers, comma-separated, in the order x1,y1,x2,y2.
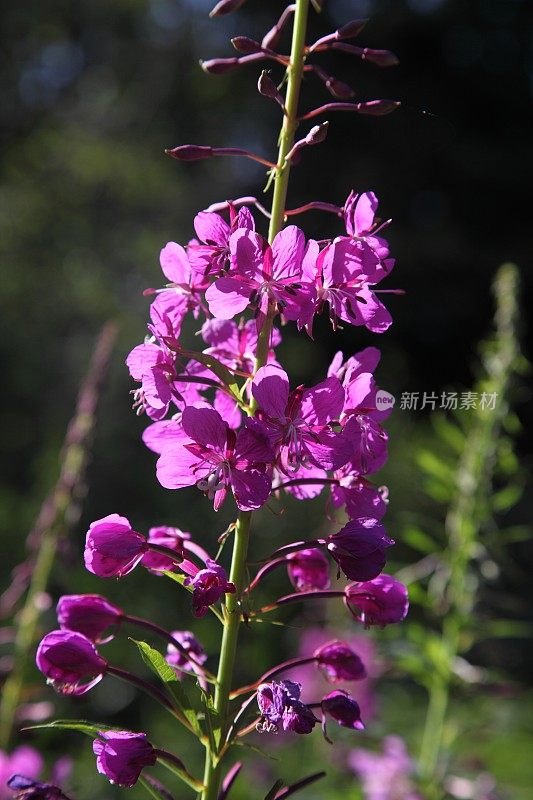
418,264,520,790
200,3,310,798
0,323,117,750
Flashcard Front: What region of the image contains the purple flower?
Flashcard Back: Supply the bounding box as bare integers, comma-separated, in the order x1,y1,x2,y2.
141,526,188,574
0,749,43,800
286,237,393,337
205,225,305,330
36,630,107,695
93,731,157,787
188,206,255,277
126,341,177,421
331,473,388,520
6,776,70,800
184,560,235,618
321,689,365,732
84,514,148,578
252,365,348,475
343,191,392,272
314,641,366,682
345,575,409,627
166,630,207,677
56,594,123,642
349,736,422,800
327,518,394,581
155,406,274,511
341,413,389,476
287,549,330,592
257,680,317,735
158,241,208,318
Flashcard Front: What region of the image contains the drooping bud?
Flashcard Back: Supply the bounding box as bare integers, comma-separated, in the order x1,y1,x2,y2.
84,514,148,578
314,641,367,682
360,48,399,67
304,121,329,145
321,690,365,733
257,70,285,109
93,731,157,787
200,58,241,75
287,548,330,591
56,594,123,642
344,574,409,627
231,36,262,55
165,145,214,161
209,0,247,16
166,630,208,677
184,559,235,618
312,66,355,99
141,526,188,574
7,775,72,800
326,517,394,581
36,630,107,696
336,19,368,39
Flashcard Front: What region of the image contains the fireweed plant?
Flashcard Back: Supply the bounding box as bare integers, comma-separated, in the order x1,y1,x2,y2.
32,2,409,798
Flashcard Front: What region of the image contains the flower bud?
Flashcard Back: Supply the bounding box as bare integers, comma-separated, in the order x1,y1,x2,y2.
209,0,246,16
326,77,355,100
231,36,262,55
141,526,188,574
321,689,365,730
287,548,330,592
257,70,283,104
362,48,399,67
84,514,148,578
304,121,329,145
336,20,368,40
357,99,401,115
56,594,123,642
200,58,240,75
345,574,409,627
7,775,71,800
165,145,214,160
327,517,394,581
184,559,235,618
36,630,107,695
314,640,366,682
93,731,157,787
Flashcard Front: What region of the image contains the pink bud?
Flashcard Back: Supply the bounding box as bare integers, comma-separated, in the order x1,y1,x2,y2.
209,0,247,16
200,58,240,75
336,19,368,40
231,36,262,54
305,121,329,145
326,76,356,100
165,145,214,161
362,48,399,67
358,100,400,115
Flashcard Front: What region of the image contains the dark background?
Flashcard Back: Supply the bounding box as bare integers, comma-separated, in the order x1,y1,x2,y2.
1,0,532,796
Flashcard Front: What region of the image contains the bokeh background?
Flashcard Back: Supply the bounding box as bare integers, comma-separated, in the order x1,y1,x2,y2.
1,0,532,797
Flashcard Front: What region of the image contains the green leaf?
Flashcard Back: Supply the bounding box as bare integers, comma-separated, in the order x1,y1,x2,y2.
131,638,179,684
169,678,204,737
432,414,465,454
416,450,455,482
264,780,284,800
235,740,279,760
23,719,116,737
498,526,532,544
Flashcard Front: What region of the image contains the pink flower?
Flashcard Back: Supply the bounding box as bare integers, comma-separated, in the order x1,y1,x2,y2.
345,575,409,627
155,406,274,511
321,689,365,734
93,731,156,787
166,631,207,677
36,630,107,696
205,225,305,330
188,206,255,277
159,241,209,318
84,514,148,578
56,594,123,642
257,680,317,735
287,548,330,592
184,560,235,617
349,735,422,800
330,473,388,520
252,365,348,475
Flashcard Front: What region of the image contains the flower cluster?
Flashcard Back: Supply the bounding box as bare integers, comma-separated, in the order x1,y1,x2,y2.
29,3,410,797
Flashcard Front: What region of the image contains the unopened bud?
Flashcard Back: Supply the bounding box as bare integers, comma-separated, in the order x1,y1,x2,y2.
336,19,367,40
326,77,355,100
209,0,246,16
358,100,400,115
361,48,399,67
305,121,329,145
165,145,214,161
200,57,240,75
231,36,262,54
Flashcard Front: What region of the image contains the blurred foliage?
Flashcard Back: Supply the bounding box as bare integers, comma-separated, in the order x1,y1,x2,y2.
1,0,532,798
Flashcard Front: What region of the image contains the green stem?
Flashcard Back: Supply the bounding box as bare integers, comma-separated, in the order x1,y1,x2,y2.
200,3,310,798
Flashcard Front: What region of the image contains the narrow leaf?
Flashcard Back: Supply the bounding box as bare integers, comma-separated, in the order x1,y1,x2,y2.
276,771,326,799
156,753,205,793
131,638,178,684
22,719,116,737
139,775,175,800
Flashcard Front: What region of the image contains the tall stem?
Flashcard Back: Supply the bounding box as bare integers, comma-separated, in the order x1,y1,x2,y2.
201,3,310,798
